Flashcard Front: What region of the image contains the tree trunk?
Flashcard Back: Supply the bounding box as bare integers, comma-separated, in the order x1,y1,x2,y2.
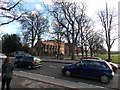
76,48,79,56
68,44,71,56
81,46,84,57
90,45,93,57
71,43,76,60
57,45,60,59
85,46,88,57
107,46,111,62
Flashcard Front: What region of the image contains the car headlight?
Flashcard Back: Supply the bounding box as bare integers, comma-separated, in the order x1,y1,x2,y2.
62,66,64,69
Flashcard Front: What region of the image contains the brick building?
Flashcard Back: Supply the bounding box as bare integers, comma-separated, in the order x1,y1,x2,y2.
35,40,64,56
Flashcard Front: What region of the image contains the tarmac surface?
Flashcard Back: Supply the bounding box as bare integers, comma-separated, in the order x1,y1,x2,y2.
0,58,119,90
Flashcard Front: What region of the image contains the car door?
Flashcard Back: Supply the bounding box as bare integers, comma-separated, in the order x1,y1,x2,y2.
73,60,90,77
72,61,84,76
17,57,25,67
86,61,103,78
22,57,32,68
79,60,92,77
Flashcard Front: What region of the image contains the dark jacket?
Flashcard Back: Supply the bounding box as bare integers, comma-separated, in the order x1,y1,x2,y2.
2,62,14,79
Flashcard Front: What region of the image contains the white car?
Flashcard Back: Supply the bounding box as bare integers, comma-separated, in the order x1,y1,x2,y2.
0,53,7,59
109,62,118,73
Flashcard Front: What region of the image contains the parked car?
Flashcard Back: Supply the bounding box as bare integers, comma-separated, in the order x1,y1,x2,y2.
62,59,114,84
15,51,32,60
80,57,118,73
80,57,101,60
0,53,7,59
14,56,42,70
109,62,118,73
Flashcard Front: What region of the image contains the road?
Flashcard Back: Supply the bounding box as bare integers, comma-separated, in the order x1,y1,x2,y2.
15,61,120,89
0,60,2,87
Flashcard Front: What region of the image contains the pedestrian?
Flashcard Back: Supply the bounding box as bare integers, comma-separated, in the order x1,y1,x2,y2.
1,57,14,90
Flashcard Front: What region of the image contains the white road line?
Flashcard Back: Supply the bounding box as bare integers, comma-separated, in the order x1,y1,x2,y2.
115,74,120,77
0,82,1,88
19,71,47,77
0,73,1,77
49,66,57,69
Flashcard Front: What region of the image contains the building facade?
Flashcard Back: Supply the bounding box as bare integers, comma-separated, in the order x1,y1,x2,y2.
35,40,65,56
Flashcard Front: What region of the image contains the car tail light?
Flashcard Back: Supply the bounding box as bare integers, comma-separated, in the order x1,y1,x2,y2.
32,61,36,64
40,59,42,62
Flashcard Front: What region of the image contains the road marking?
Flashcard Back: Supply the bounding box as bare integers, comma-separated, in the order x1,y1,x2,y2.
0,60,2,69
0,73,1,88
33,73,48,77
51,76,55,78
19,71,48,77
49,66,57,69
0,82,1,88
115,74,120,77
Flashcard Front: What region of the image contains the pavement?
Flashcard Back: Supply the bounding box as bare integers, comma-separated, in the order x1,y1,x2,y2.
13,69,120,90
0,74,64,89
0,58,120,90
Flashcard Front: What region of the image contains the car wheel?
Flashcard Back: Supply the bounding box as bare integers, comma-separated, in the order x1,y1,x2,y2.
27,65,32,70
100,75,110,84
65,70,71,77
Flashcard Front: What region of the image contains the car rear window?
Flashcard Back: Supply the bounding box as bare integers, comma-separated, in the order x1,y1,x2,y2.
105,61,113,70
22,57,33,61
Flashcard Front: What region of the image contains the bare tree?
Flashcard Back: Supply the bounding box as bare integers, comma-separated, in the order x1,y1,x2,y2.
87,31,105,56
52,21,64,58
20,11,49,55
98,3,117,61
35,12,49,56
20,11,37,49
0,0,22,11
75,2,87,57
51,1,92,60
0,0,23,26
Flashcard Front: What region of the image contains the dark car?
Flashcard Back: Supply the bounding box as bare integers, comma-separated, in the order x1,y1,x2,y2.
14,56,42,69
15,51,32,60
62,59,114,84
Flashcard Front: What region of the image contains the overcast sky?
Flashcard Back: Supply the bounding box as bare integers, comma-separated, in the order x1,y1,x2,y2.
0,0,119,51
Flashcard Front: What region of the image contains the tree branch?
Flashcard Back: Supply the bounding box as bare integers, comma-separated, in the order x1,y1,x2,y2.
0,14,22,26
0,0,22,11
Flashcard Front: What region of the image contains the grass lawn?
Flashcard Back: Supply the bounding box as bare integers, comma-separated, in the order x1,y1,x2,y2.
99,54,120,63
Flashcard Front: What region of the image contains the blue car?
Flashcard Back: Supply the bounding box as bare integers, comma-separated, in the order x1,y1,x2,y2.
62,59,114,84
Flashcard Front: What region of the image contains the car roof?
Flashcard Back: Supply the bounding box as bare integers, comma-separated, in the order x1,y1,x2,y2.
80,57,101,60
80,59,105,63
